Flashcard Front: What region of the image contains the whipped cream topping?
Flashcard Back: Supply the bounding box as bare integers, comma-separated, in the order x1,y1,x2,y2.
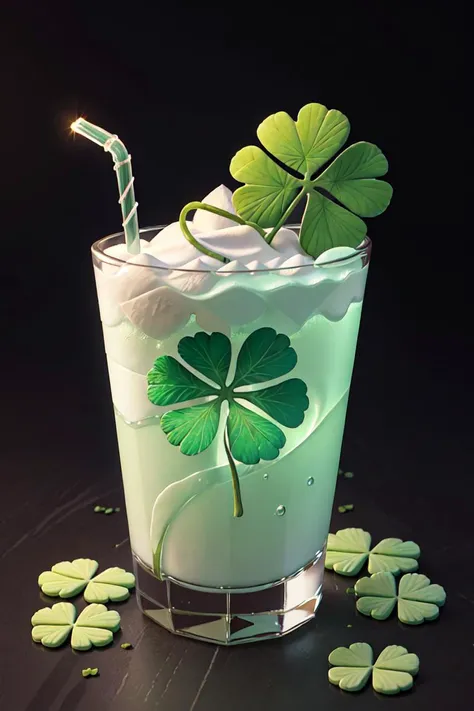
145,185,308,269
95,185,368,421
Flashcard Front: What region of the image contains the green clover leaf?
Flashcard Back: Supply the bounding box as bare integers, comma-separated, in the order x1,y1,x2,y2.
31,602,120,650
355,571,446,624
298,190,367,258
257,103,350,176
147,355,218,406
230,103,392,258
325,528,420,577
227,400,286,463
147,328,309,517
38,558,135,603
328,643,419,695
313,141,392,217
229,146,300,227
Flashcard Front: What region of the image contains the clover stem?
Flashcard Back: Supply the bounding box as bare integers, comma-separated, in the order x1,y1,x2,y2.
179,203,227,262
265,188,307,244
223,428,243,518
179,201,267,262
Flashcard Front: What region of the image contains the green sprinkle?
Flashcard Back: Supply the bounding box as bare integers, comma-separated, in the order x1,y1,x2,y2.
347,624,353,628
114,507,121,513
104,508,114,515
338,504,354,513
94,506,105,513
346,587,355,595
89,668,99,677
121,642,133,650
344,471,354,478
82,668,91,677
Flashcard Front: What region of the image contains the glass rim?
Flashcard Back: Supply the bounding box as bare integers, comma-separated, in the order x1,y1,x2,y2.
91,224,371,274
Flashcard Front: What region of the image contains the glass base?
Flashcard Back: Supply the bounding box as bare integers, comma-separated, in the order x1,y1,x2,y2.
133,549,324,645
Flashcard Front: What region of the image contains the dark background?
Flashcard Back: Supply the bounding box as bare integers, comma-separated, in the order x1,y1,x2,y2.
1,0,470,504
0,2,471,710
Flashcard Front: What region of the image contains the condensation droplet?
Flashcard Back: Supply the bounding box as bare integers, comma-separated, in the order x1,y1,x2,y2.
276,505,286,517
263,473,269,480
307,477,314,486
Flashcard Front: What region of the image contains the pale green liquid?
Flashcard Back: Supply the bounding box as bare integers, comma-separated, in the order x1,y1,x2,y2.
110,303,363,589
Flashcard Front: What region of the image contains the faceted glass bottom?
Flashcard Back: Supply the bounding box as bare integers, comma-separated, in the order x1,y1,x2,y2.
133,549,325,645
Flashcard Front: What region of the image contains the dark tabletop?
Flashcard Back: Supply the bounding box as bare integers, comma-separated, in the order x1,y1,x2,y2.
1,282,472,711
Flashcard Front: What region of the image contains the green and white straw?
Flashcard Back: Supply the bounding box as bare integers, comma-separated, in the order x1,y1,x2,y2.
71,118,140,254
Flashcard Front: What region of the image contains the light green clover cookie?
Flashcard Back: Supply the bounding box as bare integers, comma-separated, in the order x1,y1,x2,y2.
84,568,136,603
325,528,420,577
38,558,135,603
372,645,420,695
355,571,446,624
31,602,121,650
328,642,374,692
354,572,397,620
397,573,446,624
328,642,419,695
30,601,76,648
38,559,98,597
70,603,121,650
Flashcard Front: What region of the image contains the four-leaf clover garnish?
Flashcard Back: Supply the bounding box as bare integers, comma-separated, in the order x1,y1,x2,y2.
230,103,393,258
147,328,309,517
355,571,446,624
31,602,120,650
328,643,419,695
325,528,420,576
38,558,135,603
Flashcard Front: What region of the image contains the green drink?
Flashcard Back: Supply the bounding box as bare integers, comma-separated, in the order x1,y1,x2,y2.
93,218,369,644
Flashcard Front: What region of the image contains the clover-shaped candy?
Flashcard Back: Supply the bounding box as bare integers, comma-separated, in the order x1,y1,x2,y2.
230,103,393,258
147,328,309,518
38,558,135,603
31,602,120,650
355,571,446,624
325,528,420,576
328,643,419,695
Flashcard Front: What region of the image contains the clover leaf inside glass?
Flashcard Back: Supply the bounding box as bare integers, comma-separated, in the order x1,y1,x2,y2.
147,328,309,517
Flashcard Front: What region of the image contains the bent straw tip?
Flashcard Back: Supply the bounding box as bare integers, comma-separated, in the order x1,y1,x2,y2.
70,118,83,132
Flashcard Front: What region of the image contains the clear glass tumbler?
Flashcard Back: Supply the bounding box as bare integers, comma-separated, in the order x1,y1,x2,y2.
92,226,370,645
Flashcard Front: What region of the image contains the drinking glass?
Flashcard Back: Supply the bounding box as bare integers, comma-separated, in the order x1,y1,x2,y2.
92,225,370,645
